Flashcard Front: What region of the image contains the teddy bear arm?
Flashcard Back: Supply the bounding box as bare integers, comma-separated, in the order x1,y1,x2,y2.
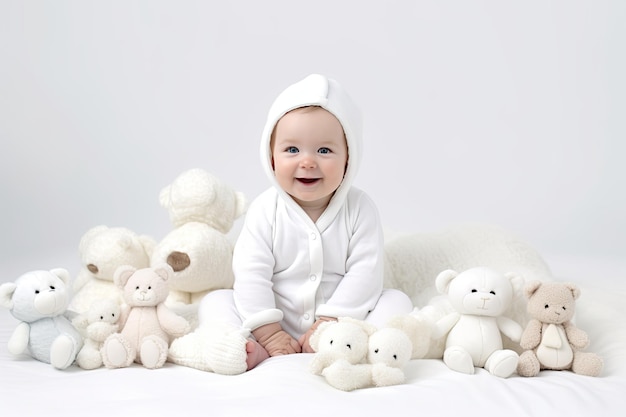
371,363,406,387
497,316,524,343
7,322,30,355
310,352,336,375
520,319,542,350
432,312,460,340
156,304,191,337
564,322,589,349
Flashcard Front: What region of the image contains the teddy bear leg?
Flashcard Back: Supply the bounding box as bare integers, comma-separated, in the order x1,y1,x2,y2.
484,349,519,378
443,346,475,374
102,333,135,368
517,350,540,377
571,351,603,377
50,334,80,370
140,336,169,369
76,343,103,370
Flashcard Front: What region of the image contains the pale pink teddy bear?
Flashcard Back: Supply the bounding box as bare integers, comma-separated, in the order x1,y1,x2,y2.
101,265,191,369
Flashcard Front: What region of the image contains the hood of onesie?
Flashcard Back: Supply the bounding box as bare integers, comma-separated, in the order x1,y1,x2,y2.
259,74,363,228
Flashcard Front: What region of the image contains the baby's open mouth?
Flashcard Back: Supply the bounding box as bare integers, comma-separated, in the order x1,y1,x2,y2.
297,178,320,184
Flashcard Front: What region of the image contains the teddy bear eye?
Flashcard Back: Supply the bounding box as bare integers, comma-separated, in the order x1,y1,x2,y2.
136,286,140,290
562,306,566,310
490,291,496,295
375,348,379,354
346,344,351,349
330,340,333,345
544,304,549,309
50,286,55,290
471,289,477,293
148,286,152,290
393,354,397,360
35,290,40,294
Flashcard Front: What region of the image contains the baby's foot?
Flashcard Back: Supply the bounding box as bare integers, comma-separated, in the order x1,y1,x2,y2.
246,340,269,370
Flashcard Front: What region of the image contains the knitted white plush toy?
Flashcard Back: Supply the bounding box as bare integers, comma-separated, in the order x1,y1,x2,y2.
151,169,247,328
69,225,156,314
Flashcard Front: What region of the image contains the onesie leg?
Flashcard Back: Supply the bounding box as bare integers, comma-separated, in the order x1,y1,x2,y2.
365,289,413,329
443,346,474,374
485,349,519,378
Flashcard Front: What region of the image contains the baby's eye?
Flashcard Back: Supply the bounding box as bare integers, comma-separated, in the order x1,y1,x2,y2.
318,147,331,154
286,146,299,153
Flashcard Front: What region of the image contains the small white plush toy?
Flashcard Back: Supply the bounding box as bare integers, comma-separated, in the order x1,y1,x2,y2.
309,317,377,375
321,327,413,391
152,169,247,311
101,265,191,369
0,269,83,369
72,299,121,370
433,267,524,378
69,225,156,314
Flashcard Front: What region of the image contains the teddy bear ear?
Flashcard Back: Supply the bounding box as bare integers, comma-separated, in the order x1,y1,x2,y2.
435,269,458,295
138,235,157,257
524,280,543,299
309,320,335,351
114,265,137,288
504,272,525,293
0,282,17,309
79,225,108,252
233,191,248,219
564,283,581,300
159,184,173,210
153,264,173,282
50,268,71,285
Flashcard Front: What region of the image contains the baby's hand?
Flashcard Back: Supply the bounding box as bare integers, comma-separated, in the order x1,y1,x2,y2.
253,322,301,356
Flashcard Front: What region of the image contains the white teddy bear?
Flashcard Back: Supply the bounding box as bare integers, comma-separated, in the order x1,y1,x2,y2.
432,267,524,378
151,168,247,327
384,224,552,359
0,269,83,369
309,317,377,375
320,327,413,391
69,225,156,314
72,298,121,370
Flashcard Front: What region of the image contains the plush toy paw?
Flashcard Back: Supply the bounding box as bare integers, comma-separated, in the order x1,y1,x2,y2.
572,352,603,377
321,360,371,391
50,334,81,370
484,349,519,378
102,333,135,368
517,350,541,377
443,346,475,375
140,335,169,369
371,362,406,387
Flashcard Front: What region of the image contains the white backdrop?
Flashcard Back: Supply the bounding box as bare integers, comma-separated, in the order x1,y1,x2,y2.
1,1,624,283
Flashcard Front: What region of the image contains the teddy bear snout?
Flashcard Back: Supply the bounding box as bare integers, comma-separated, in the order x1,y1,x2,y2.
166,251,191,272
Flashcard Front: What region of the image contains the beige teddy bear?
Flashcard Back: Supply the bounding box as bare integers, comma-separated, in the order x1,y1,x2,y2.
151,169,247,316
69,225,156,314
101,265,191,369
517,281,603,377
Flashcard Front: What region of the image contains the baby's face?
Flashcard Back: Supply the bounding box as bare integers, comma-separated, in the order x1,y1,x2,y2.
271,107,348,216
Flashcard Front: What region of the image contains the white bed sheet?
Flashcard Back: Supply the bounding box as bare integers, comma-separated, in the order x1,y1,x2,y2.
1,256,625,417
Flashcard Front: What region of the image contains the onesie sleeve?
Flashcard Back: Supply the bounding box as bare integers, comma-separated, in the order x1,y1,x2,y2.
232,191,283,331
315,191,384,319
